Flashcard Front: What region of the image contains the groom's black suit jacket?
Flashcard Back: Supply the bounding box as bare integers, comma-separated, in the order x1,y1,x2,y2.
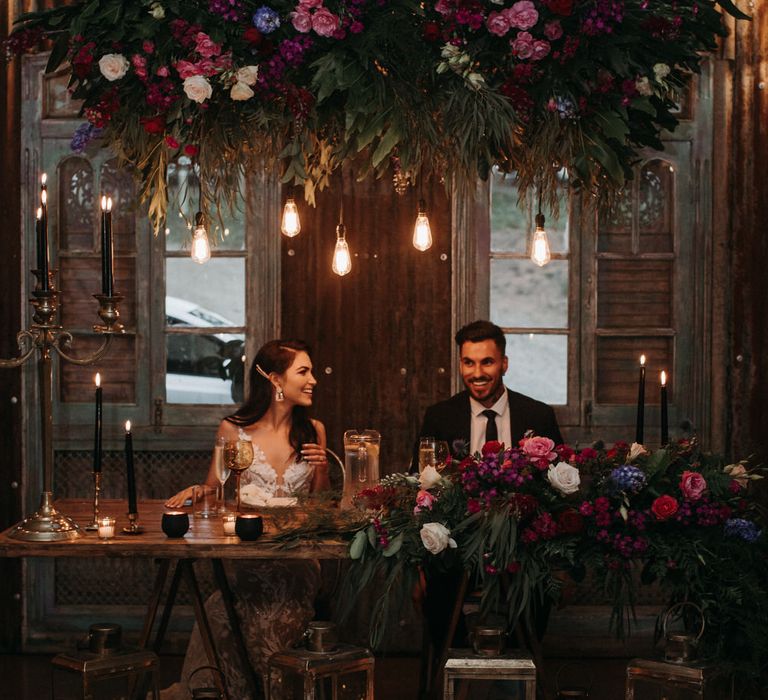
418,388,564,458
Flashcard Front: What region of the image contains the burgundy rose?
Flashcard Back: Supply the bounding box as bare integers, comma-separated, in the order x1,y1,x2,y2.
543,0,573,16
557,509,585,534
482,440,503,456
140,115,166,134
651,494,679,520
165,135,180,149
243,27,263,44
184,144,200,157
422,21,442,42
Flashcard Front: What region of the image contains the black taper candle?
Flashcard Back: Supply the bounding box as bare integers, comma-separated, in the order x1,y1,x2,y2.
35,208,44,282
40,180,50,291
100,196,114,296
635,355,646,445
660,371,669,446
125,420,137,515
93,374,103,473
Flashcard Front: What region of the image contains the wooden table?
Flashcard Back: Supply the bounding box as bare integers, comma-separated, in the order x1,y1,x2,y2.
0,499,352,700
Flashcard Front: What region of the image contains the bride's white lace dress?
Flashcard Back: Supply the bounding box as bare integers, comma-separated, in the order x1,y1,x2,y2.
164,432,319,700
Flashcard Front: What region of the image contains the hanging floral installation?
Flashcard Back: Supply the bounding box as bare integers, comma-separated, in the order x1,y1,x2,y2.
6,0,748,232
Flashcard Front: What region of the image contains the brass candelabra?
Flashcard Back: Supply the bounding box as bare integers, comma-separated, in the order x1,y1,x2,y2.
0,269,123,541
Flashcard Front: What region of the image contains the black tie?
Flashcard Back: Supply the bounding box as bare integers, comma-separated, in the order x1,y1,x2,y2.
482,409,498,443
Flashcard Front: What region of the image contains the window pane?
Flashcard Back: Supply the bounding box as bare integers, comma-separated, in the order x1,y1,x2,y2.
490,259,568,328
491,172,569,253
166,258,245,326
165,333,244,404
165,160,245,251
504,333,567,405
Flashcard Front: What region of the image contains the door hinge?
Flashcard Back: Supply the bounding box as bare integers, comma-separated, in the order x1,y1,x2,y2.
153,398,164,433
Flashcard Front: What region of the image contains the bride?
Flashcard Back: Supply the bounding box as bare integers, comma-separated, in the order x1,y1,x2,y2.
163,339,330,699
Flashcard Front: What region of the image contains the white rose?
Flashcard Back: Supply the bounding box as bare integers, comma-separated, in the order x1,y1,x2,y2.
635,76,653,97
628,442,648,461
230,81,254,101
420,522,457,555
466,72,485,90
183,75,213,103
149,2,165,19
419,465,442,490
235,65,259,86
98,53,129,82
653,62,670,80
546,461,581,495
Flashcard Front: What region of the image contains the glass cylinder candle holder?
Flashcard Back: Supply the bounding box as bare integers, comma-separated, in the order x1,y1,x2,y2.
222,512,237,536
97,516,116,540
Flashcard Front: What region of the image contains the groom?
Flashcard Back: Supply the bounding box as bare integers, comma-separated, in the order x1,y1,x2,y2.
415,320,564,682
417,319,563,460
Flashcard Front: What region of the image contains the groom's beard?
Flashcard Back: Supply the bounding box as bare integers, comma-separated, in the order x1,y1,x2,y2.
465,376,505,405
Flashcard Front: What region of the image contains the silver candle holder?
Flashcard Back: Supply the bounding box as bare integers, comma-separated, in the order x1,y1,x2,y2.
0,271,123,541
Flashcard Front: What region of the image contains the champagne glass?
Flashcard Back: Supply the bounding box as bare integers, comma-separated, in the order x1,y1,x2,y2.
434,441,450,470
226,439,253,512
418,437,436,473
213,437,230,512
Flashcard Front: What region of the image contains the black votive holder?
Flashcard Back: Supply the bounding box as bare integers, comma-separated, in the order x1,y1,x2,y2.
161,511,189,538
235,514,263,541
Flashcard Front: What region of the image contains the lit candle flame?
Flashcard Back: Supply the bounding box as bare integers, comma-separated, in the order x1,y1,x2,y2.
107,196,113,212
661,370,667,386
95,372,101,387
41,189,47,206
640,354,646,366
101,195,107,211
36,207,42,220
125,420,131,432
41,173,47,186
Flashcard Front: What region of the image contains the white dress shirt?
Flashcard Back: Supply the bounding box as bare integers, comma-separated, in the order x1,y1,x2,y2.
469,389,511,456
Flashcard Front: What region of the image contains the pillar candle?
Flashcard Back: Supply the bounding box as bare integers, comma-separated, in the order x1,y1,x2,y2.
635,354,646,445
660,371,669,447
100,196,114,296
93,373,103,473
125,420,137,515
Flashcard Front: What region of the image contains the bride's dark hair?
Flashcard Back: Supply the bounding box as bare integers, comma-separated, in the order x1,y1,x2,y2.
225,339,318,455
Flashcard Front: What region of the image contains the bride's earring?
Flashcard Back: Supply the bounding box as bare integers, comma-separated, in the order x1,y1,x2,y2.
276,387,285,402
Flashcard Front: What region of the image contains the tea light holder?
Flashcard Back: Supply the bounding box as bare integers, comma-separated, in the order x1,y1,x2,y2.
97,516,116,540
235,514,263,541
222,512,237,536
161,511,189,539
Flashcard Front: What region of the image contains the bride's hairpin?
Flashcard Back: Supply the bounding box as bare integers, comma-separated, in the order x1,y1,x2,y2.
255,364,271,381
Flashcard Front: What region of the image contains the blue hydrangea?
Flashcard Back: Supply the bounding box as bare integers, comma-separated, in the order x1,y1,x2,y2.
70,123,102,153
609,465,646,495
252,6,280,33
724,518,762,543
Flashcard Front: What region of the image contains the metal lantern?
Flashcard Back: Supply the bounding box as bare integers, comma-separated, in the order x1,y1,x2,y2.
51,623,160,700
443,650,536,700
267,644,374,700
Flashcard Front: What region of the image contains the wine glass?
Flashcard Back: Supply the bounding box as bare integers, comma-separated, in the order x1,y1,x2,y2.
225,439,254,512
434,441,450,470
213,437,231,512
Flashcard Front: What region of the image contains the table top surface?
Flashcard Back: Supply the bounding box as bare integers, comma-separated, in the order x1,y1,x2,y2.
0,499,352,559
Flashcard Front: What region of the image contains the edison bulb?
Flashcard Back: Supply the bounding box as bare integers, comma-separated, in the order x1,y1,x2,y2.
412,201,433,251
530,214,551,267
332,224,351,276
190,212,211,264
281,198,301,237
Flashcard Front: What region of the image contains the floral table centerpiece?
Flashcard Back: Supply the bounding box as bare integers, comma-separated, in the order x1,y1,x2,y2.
341,435,767,690
5,0,749,233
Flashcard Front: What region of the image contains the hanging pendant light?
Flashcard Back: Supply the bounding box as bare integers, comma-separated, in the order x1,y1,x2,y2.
530,189,551,267
412,198,433,251
190,211,211,264
332,223,351,276
280,197,301,237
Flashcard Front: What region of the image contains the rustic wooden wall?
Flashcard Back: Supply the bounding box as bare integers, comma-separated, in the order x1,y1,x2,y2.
280,171,453,470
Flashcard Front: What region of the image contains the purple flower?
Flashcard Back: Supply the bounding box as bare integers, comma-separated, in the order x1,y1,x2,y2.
70,122,103,153
608,465,646,495
209,0,245,21
252,6,281,33
724,518,762,543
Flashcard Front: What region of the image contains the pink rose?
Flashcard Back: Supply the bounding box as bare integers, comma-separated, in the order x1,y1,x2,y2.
521,436,556,462
434,0,453,16
292,10,312,32
195,32,222,58
311,7,339,36
486,11,511,37
680,471,707,501
530,39,550,60
176,59,202,79
299,0,323,8
505,0,539,30
156,65,170,77
143,40,155,54
510,31,535,59
414,489,436,513
544,20,563,40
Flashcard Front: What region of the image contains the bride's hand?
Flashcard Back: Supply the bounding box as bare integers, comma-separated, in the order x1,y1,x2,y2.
165,485,194,509
301,443,328,469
